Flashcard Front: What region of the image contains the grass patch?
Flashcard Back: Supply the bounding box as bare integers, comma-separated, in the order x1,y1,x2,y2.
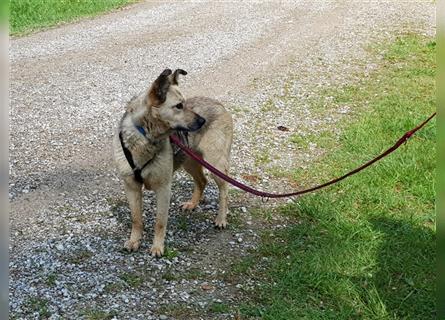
260,98,278,112
182,267,206,280
158,303,199,318
231,255,257,276
208,302,231,314
25,297,50,318
176,215,189,231
163,247,179,260
289,130,336,150
45,273,57,287
119,272,143,288
81,308,118,320
10,0,137,36
241,34,436,319
66,249,93,264
162,269,178,282
228,210,245,229
254,150,271,166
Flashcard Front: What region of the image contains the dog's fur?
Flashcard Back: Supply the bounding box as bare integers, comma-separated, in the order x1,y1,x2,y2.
113,69,233,257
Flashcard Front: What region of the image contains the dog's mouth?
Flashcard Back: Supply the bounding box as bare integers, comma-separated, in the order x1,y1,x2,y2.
175,116,206,132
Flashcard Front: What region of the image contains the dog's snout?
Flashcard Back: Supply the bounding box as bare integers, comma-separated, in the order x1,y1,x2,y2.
182,114,206,132
197,116,206,126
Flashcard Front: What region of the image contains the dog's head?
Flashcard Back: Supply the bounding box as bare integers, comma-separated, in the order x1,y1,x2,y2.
146,69,205,132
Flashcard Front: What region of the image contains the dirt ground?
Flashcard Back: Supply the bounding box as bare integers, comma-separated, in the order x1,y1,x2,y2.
9,1,435,319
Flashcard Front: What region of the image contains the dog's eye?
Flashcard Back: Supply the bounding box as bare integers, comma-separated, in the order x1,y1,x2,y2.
175,103,183,110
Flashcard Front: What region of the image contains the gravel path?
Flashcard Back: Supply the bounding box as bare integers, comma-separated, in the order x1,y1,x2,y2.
9,1,435,319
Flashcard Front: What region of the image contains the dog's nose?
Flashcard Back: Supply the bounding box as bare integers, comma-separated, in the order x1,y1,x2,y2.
197,116,206,126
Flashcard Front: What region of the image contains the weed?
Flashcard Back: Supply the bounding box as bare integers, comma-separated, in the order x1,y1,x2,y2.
103,282,124,293
81,308,118,320
45,273,57,287
163,247,178,260
162,269,178,282
119,272,143,288
260,98,278,112
158,303,199,318
254,150,271,166
66,250,93,265
208,302,231,314
25,297,50,318
176,215,189,231
183,268,205,280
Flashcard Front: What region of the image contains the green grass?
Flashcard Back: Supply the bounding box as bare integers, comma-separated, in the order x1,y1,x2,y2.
81,308,118,320
119,272,143,288
45,273,57,287
158,303,200,318
162,268,179,282
240,34,436,319
10,0,136,35
208,302,231,314
66,249,93,264
163,247,179,260
25,297,50,318
289,131,336,151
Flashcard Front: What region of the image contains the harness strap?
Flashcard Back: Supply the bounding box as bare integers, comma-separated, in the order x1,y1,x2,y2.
119,125,184,183
119,131,152,184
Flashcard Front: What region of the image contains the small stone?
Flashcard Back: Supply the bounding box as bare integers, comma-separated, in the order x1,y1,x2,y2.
201,283,215,291
180,292,190,300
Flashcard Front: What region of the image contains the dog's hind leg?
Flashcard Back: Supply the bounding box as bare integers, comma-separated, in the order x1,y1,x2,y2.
195,123,232,228
123,178,144,252
203,153,230,229
182,158,208,210
211,172,229,229
150,183,172,257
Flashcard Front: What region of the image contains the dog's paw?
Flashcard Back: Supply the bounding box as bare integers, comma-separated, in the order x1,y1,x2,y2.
214,216,227,229
181,201,198,211
150,245,164,257
124,239,141,252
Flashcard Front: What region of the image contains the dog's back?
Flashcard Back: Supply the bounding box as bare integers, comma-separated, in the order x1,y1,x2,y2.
184,96,233,156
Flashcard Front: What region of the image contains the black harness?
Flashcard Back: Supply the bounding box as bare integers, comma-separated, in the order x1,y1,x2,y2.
119,126,189,183
118,128,153,183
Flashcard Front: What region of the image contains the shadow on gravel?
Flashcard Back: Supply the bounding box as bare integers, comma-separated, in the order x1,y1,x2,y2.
10,166,117,200
10,161,249,319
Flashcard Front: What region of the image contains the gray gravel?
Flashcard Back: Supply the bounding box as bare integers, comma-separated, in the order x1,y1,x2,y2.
9,1,435,319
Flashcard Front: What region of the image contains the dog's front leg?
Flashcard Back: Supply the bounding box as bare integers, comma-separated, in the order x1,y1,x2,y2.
150,183,172,257
123,178,143,252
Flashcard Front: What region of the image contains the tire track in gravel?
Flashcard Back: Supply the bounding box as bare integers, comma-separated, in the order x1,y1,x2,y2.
9,1,435,319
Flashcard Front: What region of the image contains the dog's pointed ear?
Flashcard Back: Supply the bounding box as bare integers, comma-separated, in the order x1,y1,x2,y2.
170,69,187,85
148,69,172,106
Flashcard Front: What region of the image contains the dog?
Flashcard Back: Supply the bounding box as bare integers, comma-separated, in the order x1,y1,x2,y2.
113,68,233,257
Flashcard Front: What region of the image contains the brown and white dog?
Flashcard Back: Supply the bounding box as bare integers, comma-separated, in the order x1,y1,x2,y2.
113,69,233,257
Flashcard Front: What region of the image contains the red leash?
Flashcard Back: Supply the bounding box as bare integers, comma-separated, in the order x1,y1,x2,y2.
170,113,436,199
